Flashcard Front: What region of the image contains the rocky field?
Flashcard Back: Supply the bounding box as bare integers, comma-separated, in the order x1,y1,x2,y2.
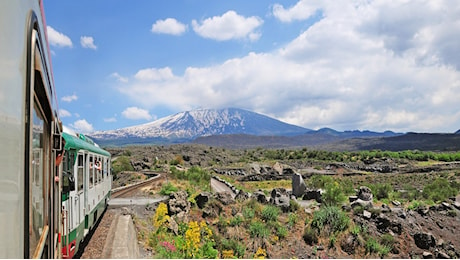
108,144,460,259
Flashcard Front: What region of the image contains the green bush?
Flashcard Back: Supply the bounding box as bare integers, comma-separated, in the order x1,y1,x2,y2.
380,233,395,251
220,238,246,258
276,225,288,239
261,205,281,222
249,221,270,239
423,177,458,202
365,237,391,257
170,166,211,191
112,156,134,175
289,199,300,212
311,206,349,235
242,207,255,220
374,183,393,200
322,182,347,206
309,175,334,189
287,212,298,228
159,182,179,195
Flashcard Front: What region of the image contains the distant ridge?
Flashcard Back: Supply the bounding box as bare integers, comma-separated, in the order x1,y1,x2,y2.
88,107,458,150
89,108,310,145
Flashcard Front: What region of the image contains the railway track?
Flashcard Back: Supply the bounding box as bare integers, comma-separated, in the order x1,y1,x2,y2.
111,172,163,198
77,172,164,258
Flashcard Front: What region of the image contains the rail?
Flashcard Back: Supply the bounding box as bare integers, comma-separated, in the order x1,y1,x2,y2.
111,172,163,198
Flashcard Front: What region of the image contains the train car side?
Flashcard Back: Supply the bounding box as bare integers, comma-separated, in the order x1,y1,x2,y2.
0,0,62,258
60,131,111,258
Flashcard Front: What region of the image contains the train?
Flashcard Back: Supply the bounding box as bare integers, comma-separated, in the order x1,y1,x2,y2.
0,1,112,258
60,128,112,258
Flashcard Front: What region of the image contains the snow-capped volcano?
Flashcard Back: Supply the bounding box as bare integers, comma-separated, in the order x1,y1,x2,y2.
89,108,310,144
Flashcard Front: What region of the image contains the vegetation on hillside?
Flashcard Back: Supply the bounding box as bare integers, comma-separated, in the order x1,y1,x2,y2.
114,145,460,258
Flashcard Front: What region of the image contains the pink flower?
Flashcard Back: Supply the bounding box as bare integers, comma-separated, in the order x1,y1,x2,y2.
161,241,176,252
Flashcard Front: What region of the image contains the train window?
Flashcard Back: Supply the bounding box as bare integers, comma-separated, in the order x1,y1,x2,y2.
89,155,94,187
29,102,46,258
77,154,84,192
103,158,107,179
97,157,102,183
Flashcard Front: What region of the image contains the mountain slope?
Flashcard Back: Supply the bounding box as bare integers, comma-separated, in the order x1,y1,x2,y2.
89,108,310,145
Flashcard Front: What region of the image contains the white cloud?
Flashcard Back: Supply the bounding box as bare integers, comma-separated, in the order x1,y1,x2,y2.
104,117,117,123
192,10,263,41
134,67,174,81
80,36,97,49
151,18,187,35
117,0,460,133
59,109,71,118
47,26,73,47
272,0,320,23
71,119,94,133
121,107,152,121
61,94,78,102
110,72,129,83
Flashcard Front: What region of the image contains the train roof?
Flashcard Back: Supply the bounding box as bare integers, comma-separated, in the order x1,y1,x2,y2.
62,132,110,157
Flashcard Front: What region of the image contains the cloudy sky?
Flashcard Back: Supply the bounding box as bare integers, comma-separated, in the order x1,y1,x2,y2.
45,0,460,133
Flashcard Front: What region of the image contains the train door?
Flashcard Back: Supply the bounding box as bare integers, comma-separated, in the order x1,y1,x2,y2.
26,36,54,258
76,153,85,230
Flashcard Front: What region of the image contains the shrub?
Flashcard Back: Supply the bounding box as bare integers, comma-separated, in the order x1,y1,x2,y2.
302,227,318,245
153,202,170,230
242,207,255,220
261,205,280,222
380,233,395,251
365,237,391,257
322,182,347,206
374,183,393,200
311,206,349,235
287,212,298,228
220,238,246,258
309,175,334,189
365,237,380,254
289,199,300,212
170,155,183,165
112,156,134,175
249,221,270,239
276,225,288,239
423,177,458,203
159,182,179,195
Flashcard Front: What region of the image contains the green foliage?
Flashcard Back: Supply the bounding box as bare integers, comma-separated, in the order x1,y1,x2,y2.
365,237,391,257
423,177,458,202
309,175,334,189
242,207,255,220
311,206,349,235
219,238,246,258
408,200,426,211
249,221,270,239
170,166,211,191
289,199,300,212
112,156,134,175
380,233,396,251
322,182,347,206
159,182,179,195
287,212,298,228
373,183,393,200
261,205,281,222
229,215,243,227
276,225,288,239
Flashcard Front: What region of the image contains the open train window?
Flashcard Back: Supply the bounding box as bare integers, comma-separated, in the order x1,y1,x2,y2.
77,154,84,192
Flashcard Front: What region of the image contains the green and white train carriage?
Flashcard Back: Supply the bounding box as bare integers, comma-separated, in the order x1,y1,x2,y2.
60,129,111,258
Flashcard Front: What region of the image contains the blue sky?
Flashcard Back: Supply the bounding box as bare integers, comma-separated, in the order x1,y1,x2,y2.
45,0,460,134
